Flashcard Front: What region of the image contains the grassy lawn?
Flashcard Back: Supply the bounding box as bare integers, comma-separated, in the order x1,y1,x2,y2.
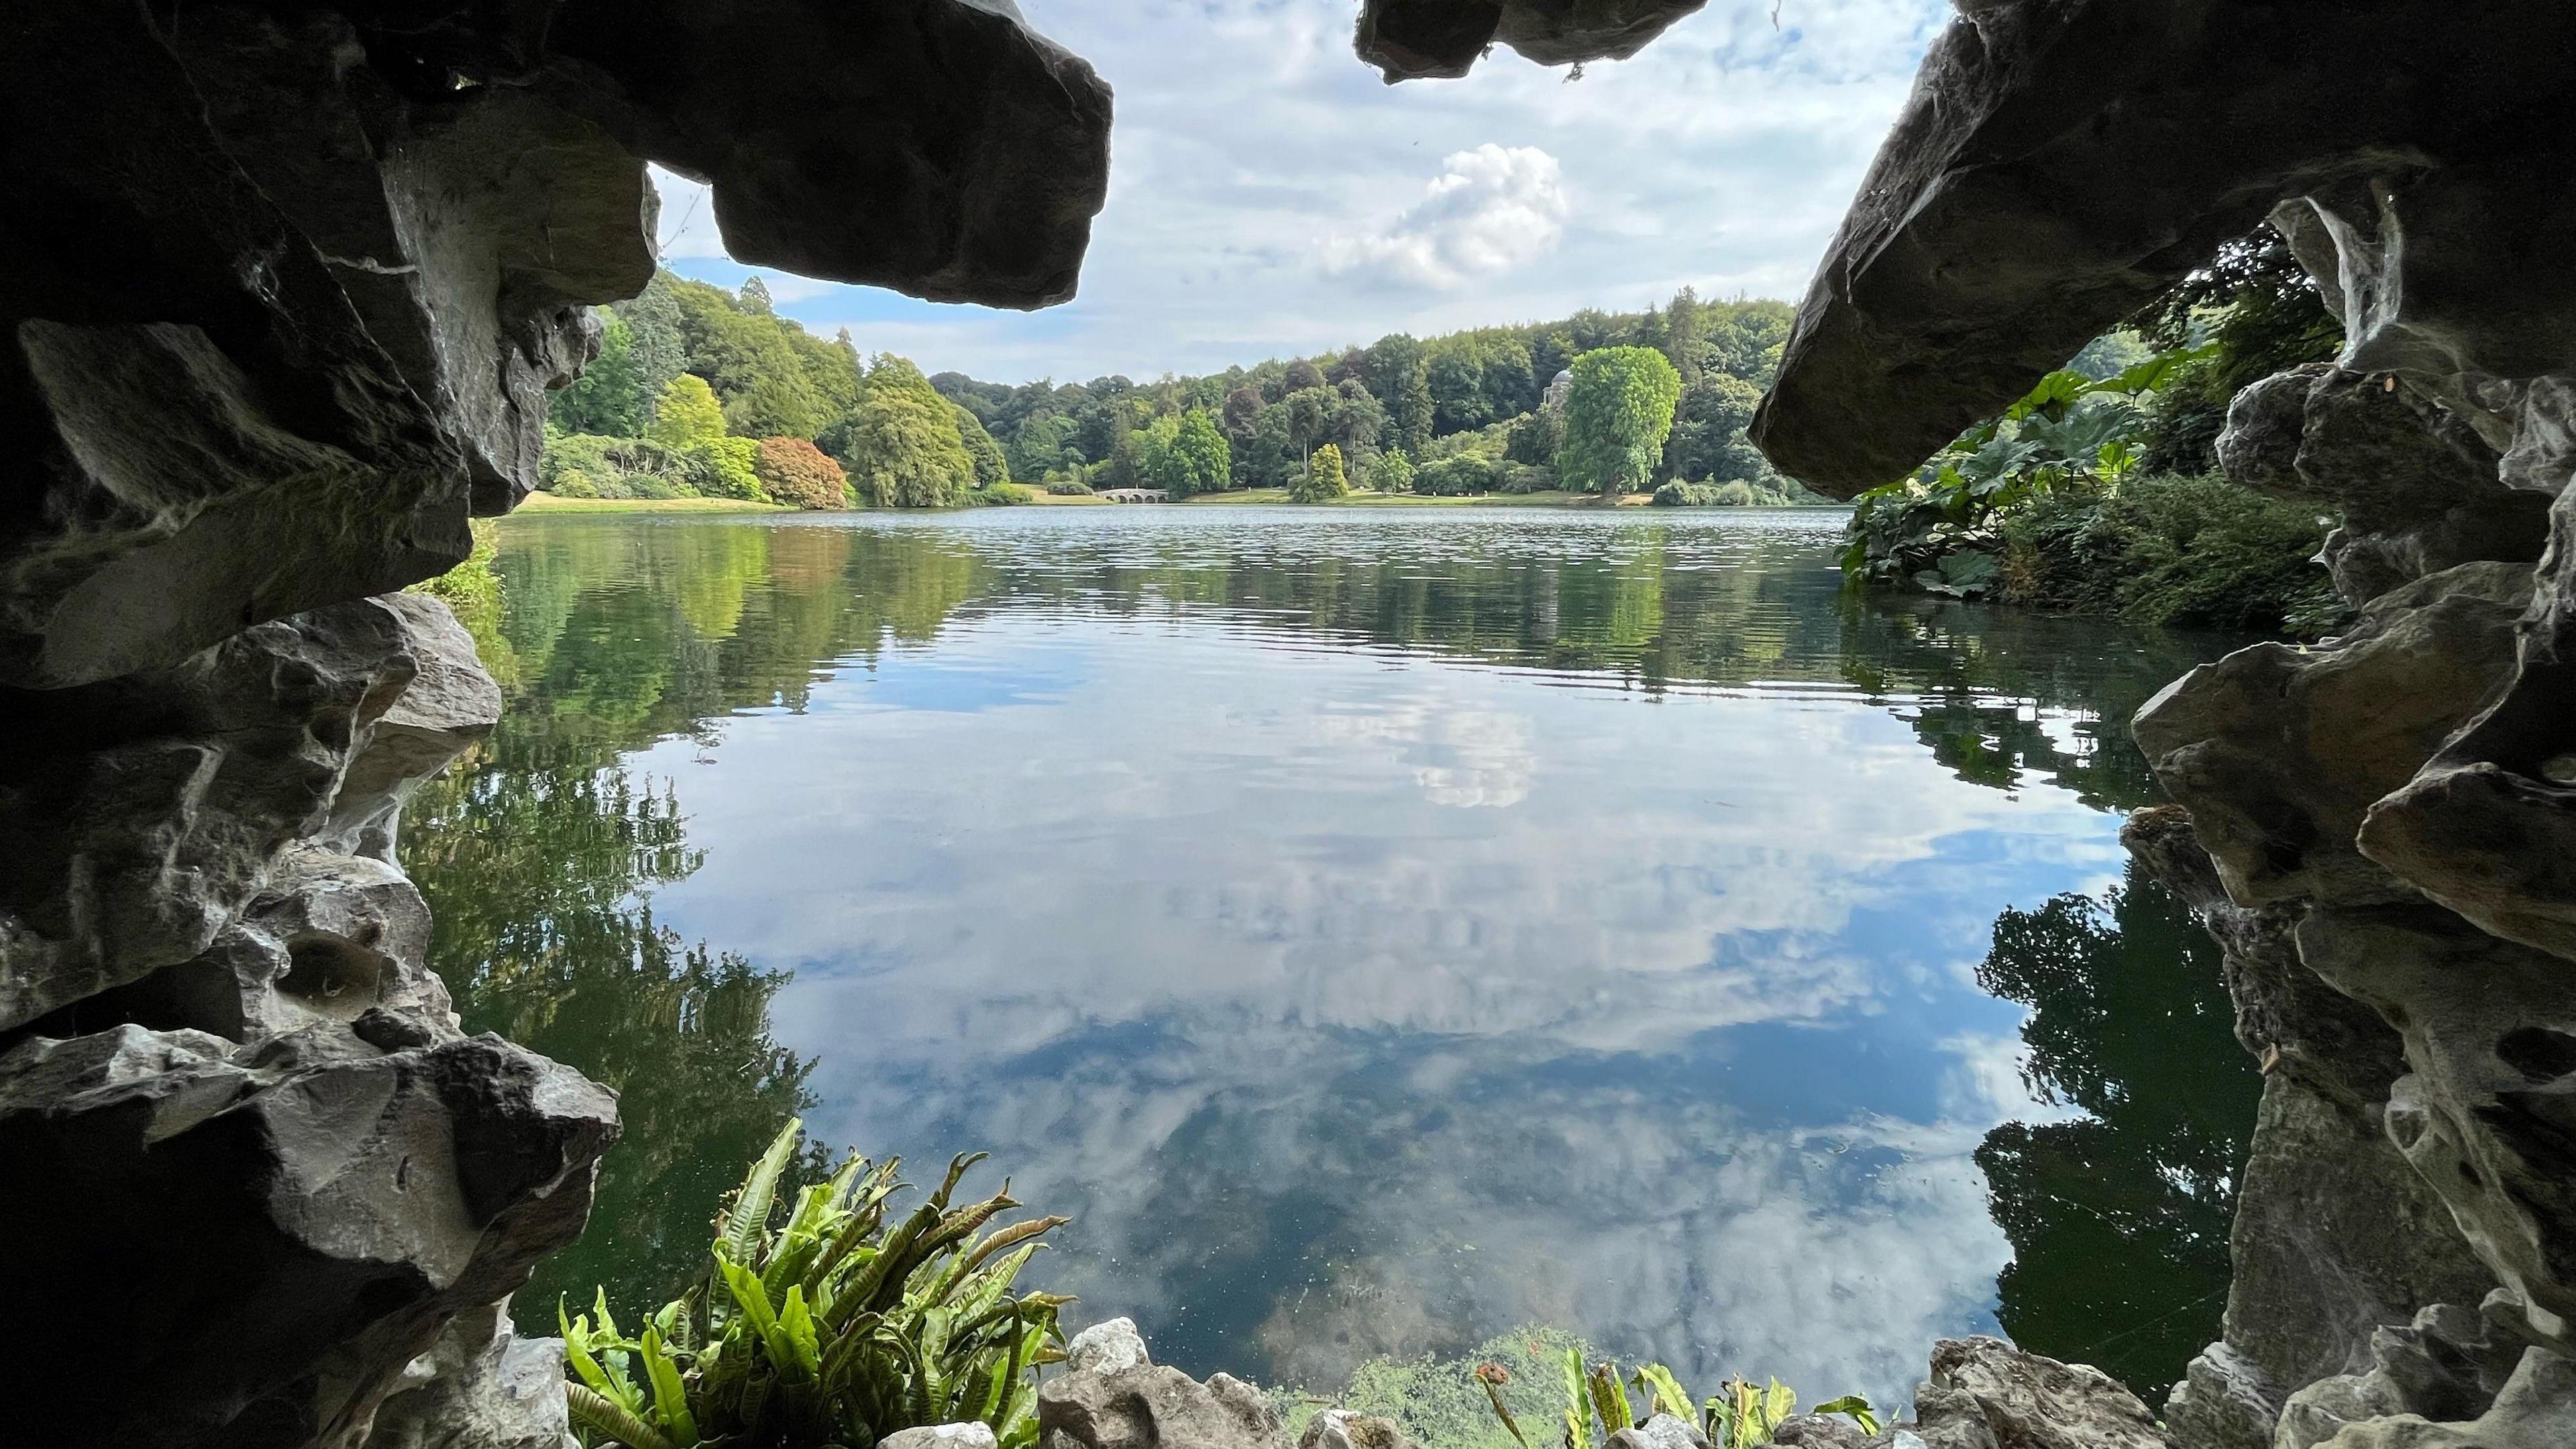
1176,488,1649,508
516,492,792,515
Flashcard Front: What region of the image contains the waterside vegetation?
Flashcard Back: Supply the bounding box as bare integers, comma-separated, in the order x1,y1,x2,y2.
1838,231,2348,635
562,1119,1069,1449
539,274,1835,513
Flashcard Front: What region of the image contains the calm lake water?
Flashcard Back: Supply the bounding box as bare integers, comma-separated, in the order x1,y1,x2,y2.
410,506,2257,1413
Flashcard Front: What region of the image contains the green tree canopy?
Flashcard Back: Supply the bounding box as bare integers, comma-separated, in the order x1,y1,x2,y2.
1663,372,1770,486
549,311,647,437
1365,449,1415,494
1291,441,1348,502
833,355,976,508
951,402,1010,488
649,374,729,451
1558,347,1683,496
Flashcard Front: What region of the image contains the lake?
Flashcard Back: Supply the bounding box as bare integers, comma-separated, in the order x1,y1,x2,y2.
407,506,2258,1417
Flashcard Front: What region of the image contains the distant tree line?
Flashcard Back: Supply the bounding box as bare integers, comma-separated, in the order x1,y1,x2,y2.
931,288,1829,503
543,275,1831,508
543,273,1008,509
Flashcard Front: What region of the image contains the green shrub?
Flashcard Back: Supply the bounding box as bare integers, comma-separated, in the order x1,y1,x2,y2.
1044,478,1095,496
2089,473,2336,632
694,435,767,500
1494,461,1556,494
405,518,517,685
541,433,700,500
1414,455,1494,496
561,1120,1068,1449
1993,472,2336,633
1291,443,1349,502
970,483,1038,506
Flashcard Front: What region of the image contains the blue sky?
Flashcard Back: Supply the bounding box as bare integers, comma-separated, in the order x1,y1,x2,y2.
655,0,1949,384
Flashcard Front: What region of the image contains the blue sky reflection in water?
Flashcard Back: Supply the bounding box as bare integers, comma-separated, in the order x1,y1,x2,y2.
414,508,2252,1413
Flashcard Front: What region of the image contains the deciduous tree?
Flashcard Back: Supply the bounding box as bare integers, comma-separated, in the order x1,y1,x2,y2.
754,436,850,509
1558,347,1682,497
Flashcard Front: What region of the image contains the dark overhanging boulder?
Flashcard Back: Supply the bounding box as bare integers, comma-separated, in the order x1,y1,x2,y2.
0,0,1111,690
0,1,1110,1445
1353,0,1706,83
1741,1,2576,497
1355,1,2576,1444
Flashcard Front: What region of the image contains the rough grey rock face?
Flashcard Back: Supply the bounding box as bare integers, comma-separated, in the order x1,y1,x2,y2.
365,1305,580,1449
1038,1360,1290,1449
1605,1413,1708,1449
1904,1338,2170,1449
1,2,1108,1446
884,1423,1005,1449
2299,1347,2576,1449
2218,367,2551,604
1302,1409,1426,1449
1066,1316,1156,1377
1767,1413,1864,1449
2273,1303,2528,1449
2132,561,2531,910
3,1023,616,1448
1,595,462,1029
0,592,616,1449
2128,809,2495,1449
1354,1,1705,82
1,0,1110,688
1740,4,2576,495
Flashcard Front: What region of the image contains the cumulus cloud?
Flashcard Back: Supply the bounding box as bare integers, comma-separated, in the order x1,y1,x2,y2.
1322,144,1572,288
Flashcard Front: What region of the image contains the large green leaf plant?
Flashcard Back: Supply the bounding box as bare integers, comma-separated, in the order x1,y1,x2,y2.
1843,350,2204,598
561,1120,1071,1449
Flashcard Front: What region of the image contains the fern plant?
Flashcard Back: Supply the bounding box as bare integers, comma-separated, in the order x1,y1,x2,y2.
1481,1350,1878,1449
561,1118,1071,1449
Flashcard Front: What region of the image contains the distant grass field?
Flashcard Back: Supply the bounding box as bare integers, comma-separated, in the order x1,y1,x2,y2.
517,492,790,515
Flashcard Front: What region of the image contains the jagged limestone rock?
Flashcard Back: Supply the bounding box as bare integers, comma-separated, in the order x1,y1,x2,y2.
1353,0,1705,82
1065,1317,1155,1377
1904,1337,2170,1449
1041,1318,1288,1449
1770,1413,1866,1449
2125,809,2496,1449
883,1424,1004,1449
2304,1347,2576,1449
1739,4,2576,495
2218,367,2549,605
0,0,1110,687
2132,562,2531,909
2273,1303,2528,1449
1303,1409,1427,1449
2,1026,616,1448
367,1305,579,1449
1040,1364,1289,1449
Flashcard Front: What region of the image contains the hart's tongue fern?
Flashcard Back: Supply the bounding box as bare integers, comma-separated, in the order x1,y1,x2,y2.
562,1118,1069,1449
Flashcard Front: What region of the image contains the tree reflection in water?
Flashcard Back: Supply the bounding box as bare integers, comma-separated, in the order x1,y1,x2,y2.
1974,867,2258,1399
407,511,2259,1395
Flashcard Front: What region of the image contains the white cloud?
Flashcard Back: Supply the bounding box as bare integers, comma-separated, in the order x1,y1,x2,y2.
644,0,1954,380
1322,144,1570,289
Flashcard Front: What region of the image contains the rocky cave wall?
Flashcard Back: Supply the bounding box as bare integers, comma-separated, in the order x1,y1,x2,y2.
0,3,1108,1446
17,0,2576,1445
1631,3,2576,1446
1374,2,2576,1445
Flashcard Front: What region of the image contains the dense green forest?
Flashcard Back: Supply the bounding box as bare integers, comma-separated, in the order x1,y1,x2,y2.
542,272,1829,508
